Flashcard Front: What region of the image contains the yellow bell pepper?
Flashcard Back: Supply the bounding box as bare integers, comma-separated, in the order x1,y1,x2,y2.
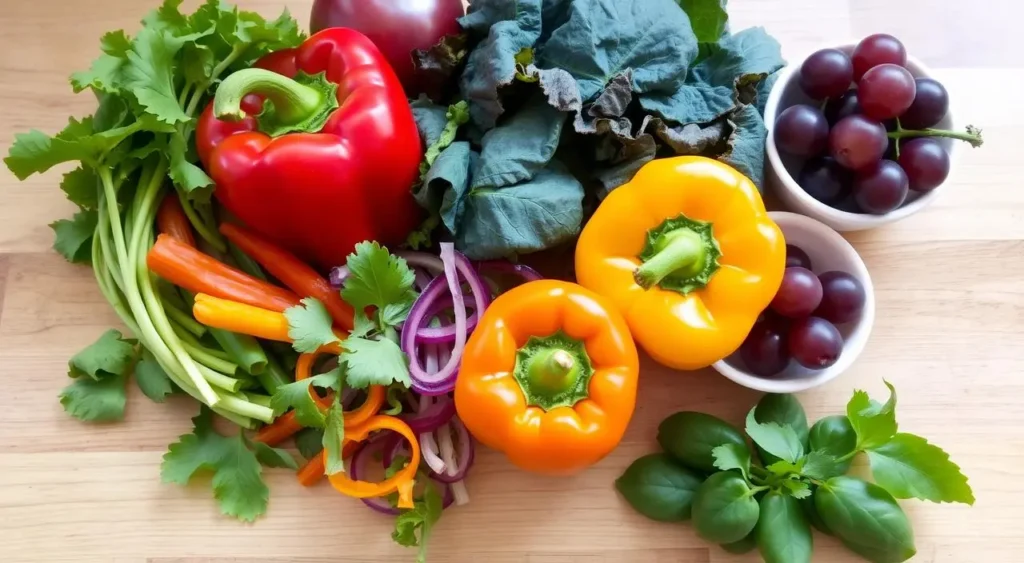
575,156,786,370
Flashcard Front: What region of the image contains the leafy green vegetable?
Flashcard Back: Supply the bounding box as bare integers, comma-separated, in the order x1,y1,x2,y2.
50,210,98,264
393,482,444,563
801,451,844,481
268,368,341,427
322,397,346,475
756,492,812,563
284,297,341,353
745,407,804,464
712,443,751,480
781,478,812,499
294,427,325,460
800,494,831,535
677,0,729,44
134,349,174,402
815,476,916,563
342,337,411,389
753,393,809,465
252,440,299,470
59,373,127,422
866,433,974,505
615,454,703,521
848,381,899,450
691,472,760,544
720,532,757,554
161,407,296,522
341,241,417,322
68,329,136,381
809,415,857,474
657,411,747,473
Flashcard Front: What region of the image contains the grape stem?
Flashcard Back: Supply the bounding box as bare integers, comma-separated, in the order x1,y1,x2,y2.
887,122,984,148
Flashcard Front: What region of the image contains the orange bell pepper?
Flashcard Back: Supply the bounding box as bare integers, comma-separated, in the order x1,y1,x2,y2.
326,415,421,509
454,279,639,475
575,156,786,371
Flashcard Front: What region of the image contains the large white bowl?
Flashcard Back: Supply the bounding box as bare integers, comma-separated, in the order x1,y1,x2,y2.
763,45,958,231
711,212,875,393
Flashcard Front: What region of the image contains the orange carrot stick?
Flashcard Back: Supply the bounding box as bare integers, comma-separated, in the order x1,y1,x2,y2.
193,294,292,342
149,235,300,312
220,223,355,330
156,195,196,247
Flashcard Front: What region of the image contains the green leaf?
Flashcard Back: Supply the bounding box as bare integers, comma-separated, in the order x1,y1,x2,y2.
341,337,411,389
393,481,444,563
419,100,470,180
801,451,845,480
848,381,898,450
657,411,747,473
268,368,341,427
168,129,214,195
691,472,760,544
754,393,809,465
122,26,197,124
284,297,341,354
809,415,857,473
712,443,751,480
756,492,812,563
59,374,127,422
134,349,174,402
815,476,916,563
678,0,729,44
766,459,803,476
866,433,974,505
68,329,136,381
143,0,190,33
294,427,325,460
50,210,97,264
615,453,703,522
182,43,215,85
721,532,757,554
60,166,100,210
745,407,804,464
251,440,299,470
781,479,812,499
348,311,375,339
4,117,140,179
322,398,345,475
340,241,417,322
161,407,272,522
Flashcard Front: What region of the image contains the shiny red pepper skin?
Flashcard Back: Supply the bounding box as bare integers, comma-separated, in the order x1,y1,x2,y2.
196,29,422,271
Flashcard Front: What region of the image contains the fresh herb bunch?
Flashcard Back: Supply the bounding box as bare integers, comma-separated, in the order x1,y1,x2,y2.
616,382,973,563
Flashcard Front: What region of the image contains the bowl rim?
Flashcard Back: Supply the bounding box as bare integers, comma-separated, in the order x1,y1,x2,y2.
763,46,956,226
710,211,876,393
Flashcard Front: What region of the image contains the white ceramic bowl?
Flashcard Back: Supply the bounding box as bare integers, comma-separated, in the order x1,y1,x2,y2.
711,212,875,393
764,44,957,231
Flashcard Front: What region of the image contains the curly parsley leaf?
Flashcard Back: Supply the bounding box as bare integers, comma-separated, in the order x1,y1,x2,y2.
866,433,974,505
134,348,174,402
393,482,444,562
50,210,97,264
284,297,341,353
342,337,411,389
162,407,292,522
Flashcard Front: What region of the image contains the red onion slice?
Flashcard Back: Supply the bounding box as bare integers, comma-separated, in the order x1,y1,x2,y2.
398,393,456,434
397,251,445,273
328,265,350,289
416,295,479,344
353,433,455,514
431,417,475,485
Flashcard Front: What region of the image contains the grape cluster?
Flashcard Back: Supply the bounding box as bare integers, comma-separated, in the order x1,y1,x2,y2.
775,34,983,215
739,245,866,377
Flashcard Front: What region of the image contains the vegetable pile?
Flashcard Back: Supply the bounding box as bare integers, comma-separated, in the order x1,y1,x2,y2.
409,0,786,259
616,384,974,563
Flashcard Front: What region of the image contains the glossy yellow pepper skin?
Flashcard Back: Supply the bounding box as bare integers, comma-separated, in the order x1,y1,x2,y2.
575,156,786,371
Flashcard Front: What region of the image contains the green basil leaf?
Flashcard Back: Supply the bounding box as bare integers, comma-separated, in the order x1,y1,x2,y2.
801,451,845,480
712,443,751,480
615,454,703,522
800,494,831,535
756,492,813,563
866,433,974,505
809,415,857,474
657,411,747,473
692,472,760,544
745,407,803,463
754,394,809,465
720,532,756,554
847,381,898,450
815,476,916,563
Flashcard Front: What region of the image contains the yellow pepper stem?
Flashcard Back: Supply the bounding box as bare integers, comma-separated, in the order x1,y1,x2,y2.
634,228,706,289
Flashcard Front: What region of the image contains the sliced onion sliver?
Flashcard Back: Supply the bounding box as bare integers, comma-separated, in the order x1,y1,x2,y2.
328,265,350,289
397,251,445,273
416,295,479,344
399,393,456,434
353,434,455,513
431,417,475,485
401,244,490,395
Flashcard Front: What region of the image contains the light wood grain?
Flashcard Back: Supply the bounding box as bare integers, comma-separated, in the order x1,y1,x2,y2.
2,0,1023,561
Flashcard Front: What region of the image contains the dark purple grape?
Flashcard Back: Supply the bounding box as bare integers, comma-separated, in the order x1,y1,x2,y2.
858,64,917,121
851,34,907,81
815,271,866,324
788,317,843,369
829,115,888,170
799,157,852,204
853,160,909,214
740,320,790,377
898,138,950,192
771,267,823,318
825,90,861,124
774,105,830,157
900,78,949,129
785,244,813,270
799,49,854,100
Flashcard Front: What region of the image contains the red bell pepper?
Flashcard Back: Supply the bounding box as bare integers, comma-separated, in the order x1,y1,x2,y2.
196,28,422,271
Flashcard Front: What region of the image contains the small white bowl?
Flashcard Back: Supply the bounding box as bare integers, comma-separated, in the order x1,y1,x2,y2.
711,212,876,393
763,45,957,231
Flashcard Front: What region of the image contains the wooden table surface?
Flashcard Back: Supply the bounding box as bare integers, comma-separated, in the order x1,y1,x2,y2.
2,0,1022,561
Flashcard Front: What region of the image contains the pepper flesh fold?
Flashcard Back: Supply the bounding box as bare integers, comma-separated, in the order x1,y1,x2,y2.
455,280,639,475
575,156,786,371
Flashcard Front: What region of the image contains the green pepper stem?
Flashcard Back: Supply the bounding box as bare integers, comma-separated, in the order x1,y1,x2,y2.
527,348,579,396
634,228,707,289
214,68,325,124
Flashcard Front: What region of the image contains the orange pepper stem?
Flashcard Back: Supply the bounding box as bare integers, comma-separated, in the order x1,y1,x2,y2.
513,331,594,412
634,214,721,294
